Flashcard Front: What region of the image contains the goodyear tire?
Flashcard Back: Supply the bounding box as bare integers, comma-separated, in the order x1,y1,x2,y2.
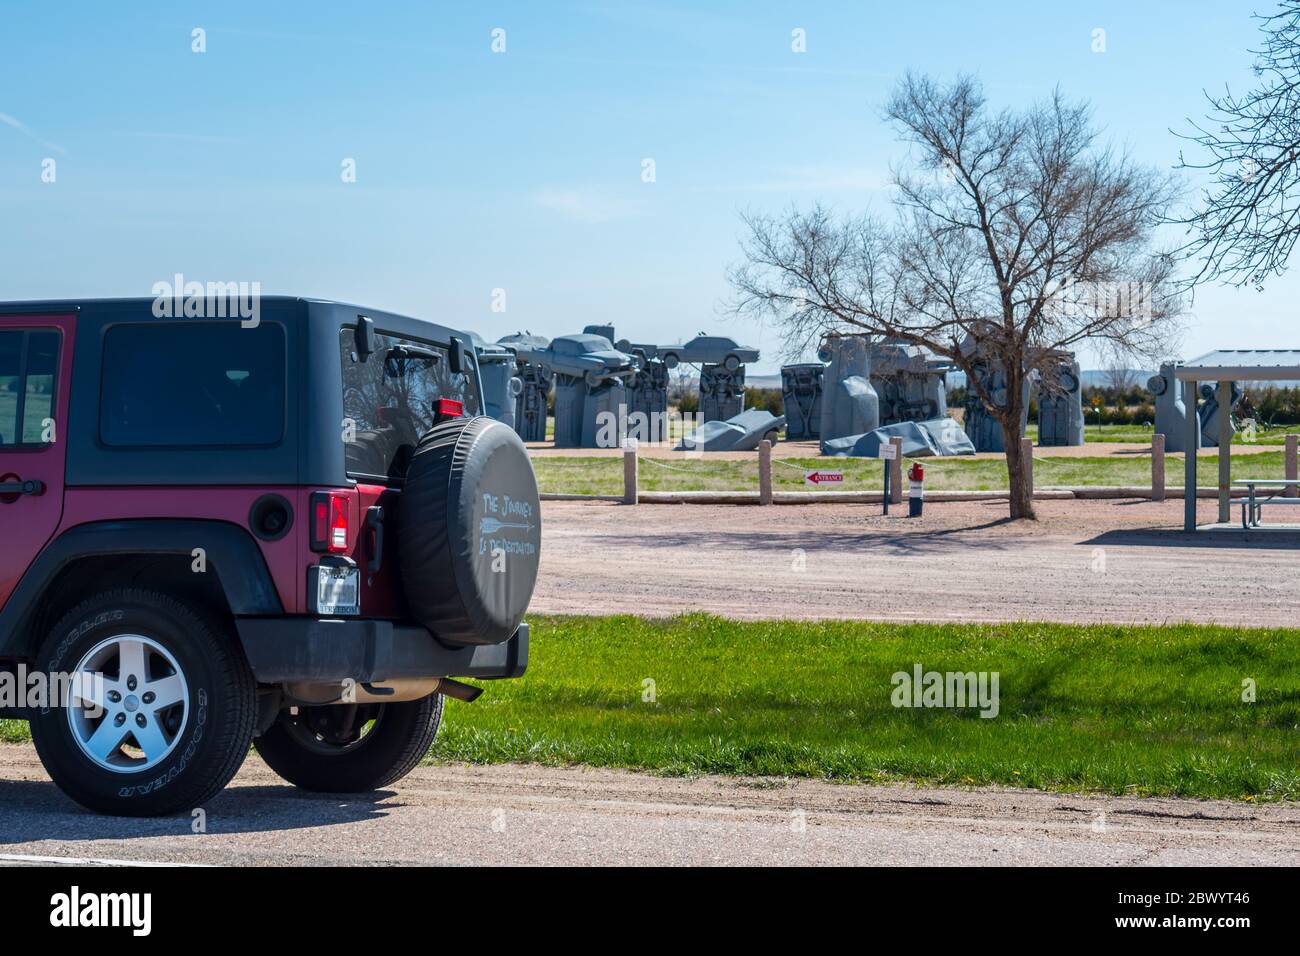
254,694,443,793
29,589,256,816
398,416,541,646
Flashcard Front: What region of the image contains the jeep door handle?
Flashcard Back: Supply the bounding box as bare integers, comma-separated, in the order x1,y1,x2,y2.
0,479,45,497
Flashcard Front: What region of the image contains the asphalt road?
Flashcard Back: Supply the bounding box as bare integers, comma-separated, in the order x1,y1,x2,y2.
2,745,1296,866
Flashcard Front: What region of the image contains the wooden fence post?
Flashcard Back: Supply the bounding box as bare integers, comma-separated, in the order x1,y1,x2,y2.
1151,433,1166,502
1287,435,1298,498
889,437,903,504
623,441,638,505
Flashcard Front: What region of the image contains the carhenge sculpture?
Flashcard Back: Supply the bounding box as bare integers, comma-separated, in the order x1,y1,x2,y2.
1035,353,1086,447
1148,363,1197,452
584,325,672,443
816,334,975,457
817,334,881,446
543,333,639,448
961,335,1031,453
498,331,553,442
866,340,952,425
1198,380,1244,448
1149,361,1244,449
604,331,670,432
659,334,760,423
780,362,825,440
471,333,523,432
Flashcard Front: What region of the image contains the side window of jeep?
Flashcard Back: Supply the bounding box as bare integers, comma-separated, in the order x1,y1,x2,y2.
0,329,60,447
100,322,286,447
339,328,481,482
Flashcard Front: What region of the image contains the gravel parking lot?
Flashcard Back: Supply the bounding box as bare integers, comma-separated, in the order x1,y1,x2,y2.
532,497,1300,626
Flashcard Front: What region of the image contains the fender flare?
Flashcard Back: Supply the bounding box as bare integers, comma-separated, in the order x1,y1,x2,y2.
0,519,282,658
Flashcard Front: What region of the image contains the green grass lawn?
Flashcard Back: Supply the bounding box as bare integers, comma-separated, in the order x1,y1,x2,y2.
0,720,26,744
4,615,1295,799
426,615,1298,800
533,450,1289,495
1027,422,1299,445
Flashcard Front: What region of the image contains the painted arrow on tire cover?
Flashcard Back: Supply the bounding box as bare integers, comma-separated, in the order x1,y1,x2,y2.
479,517,537,534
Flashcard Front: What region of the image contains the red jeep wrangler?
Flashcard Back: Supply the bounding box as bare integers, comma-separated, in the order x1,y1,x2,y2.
0,298,540,815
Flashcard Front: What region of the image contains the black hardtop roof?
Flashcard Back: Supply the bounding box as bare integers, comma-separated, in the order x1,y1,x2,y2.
0,296,471,343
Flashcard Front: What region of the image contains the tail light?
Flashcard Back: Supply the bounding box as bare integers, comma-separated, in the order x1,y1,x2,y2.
435,398,464,424
310,491,351,553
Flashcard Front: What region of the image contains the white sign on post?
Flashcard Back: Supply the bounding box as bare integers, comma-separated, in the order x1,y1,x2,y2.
878,444,898,460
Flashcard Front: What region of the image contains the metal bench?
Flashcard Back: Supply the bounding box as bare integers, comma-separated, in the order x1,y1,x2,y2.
1234,479,1300,528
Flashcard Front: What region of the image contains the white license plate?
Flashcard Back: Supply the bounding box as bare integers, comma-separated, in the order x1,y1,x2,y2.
316,565,360,616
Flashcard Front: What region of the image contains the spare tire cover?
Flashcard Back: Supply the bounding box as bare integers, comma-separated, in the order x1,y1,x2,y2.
398,416,541,646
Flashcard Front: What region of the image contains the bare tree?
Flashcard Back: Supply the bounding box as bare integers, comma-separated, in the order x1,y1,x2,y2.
729,74,1182,519
1102,362,1139,395
1174,2,1300,287
1097,340,1141,395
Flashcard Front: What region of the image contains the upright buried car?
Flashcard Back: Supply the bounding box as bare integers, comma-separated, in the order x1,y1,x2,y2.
0,298,540,815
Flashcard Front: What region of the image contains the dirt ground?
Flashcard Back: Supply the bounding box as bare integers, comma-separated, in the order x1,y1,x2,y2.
532,496,1300,627
2,745,1294,865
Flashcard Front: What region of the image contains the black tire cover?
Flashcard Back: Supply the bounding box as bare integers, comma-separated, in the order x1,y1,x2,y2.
398,416,541,646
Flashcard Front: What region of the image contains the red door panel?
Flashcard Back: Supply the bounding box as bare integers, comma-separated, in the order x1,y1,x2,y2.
0,314,74,613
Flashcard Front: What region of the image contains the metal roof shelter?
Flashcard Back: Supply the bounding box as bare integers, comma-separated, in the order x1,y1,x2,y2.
1174,350,1300,531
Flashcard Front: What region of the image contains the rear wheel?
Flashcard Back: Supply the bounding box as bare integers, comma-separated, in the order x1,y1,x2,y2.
254,694,444,793
29,589,257,816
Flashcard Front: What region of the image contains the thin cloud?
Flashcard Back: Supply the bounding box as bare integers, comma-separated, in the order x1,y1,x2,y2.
0,112,66,154
536,188,647,224
700,165,890,193
110,130,242,144
206,25,432,54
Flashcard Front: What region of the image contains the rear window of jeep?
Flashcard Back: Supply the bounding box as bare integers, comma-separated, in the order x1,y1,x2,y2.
340,328,481,482
100,322,286,447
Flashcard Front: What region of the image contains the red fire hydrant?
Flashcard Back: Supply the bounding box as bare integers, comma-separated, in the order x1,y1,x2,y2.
907,462,925,517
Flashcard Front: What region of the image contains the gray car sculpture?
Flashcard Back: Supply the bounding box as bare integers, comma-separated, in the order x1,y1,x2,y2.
659,334,760,371
677,408,785,452
545,333,638,385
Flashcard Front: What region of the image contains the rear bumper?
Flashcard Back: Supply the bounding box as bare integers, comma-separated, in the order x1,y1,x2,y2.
234,618,528,683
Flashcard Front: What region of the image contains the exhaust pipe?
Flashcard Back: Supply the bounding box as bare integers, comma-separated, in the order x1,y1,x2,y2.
285,678,440,705
435,678,483,702
283,677,484,705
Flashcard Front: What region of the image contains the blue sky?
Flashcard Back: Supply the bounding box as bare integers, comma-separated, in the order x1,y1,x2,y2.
0,1,1292,373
